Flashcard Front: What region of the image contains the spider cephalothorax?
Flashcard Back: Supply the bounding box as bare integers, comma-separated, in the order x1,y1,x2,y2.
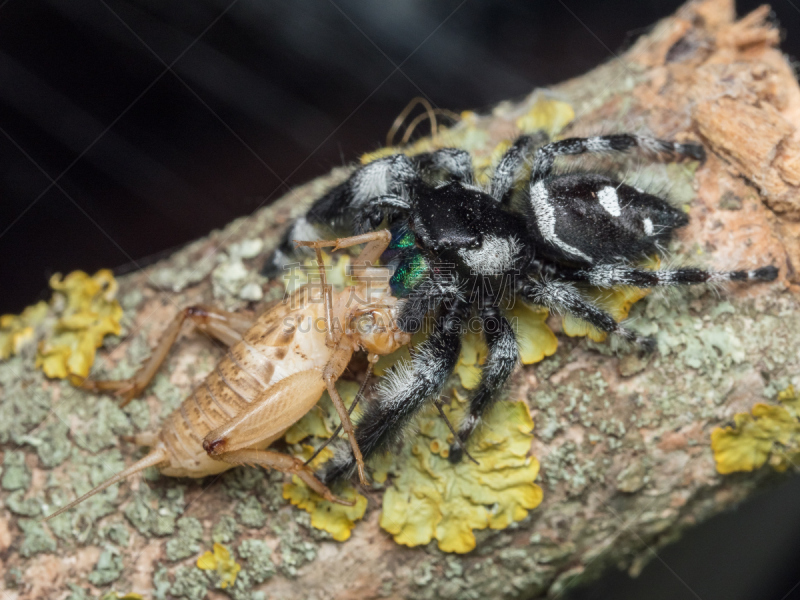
266,133,779,483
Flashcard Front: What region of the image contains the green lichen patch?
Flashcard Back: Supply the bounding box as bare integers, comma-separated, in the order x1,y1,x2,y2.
271,511,318,578
211,514,240,544
89,546,124,586
99,521,130,547
18,518,58,557
1,449,31,490
23,418,72,468
166,517,204,561
0,359,52,445
237,538,276,584
6,489,43,517
66,583,93,600
169,565,210,600
235,494,267,529
58,390,137,453
124,484,186,537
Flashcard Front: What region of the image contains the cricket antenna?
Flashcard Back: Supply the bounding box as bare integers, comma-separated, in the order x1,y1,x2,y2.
42,447,168,522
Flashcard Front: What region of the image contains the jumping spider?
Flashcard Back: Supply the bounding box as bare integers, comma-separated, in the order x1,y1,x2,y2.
266,132,779,483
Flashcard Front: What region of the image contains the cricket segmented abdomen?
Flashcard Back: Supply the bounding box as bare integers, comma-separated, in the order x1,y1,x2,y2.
158,289,331,475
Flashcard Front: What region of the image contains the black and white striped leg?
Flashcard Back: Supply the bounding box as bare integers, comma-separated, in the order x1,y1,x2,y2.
320,302,467,485
395,272,465,333
531,134,706,182
414,148,475,183
560,264,780,288
490,135,537,202
449,304,519,463
519,278,655,351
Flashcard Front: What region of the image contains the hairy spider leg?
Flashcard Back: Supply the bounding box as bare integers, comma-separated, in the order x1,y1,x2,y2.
518,278,656,350
559,264,780,288
321,300,468,485
530,134,706,182
76,305,255,407
449,299,520,462
413,148,475,184
489,133,546,202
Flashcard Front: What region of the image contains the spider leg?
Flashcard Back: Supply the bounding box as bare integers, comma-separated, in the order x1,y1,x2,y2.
519,278,654,350
320,300,467,484
413,148,475,184
489,132,548,202
262,154,420,275
394,270,464,332
558,264,780,287
449,302,519,463
352,194,411,234
531,134,705,182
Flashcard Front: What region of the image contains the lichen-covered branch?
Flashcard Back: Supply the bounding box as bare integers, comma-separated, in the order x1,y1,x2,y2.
2,0,800,598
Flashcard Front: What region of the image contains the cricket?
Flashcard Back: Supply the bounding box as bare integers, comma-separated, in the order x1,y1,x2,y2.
43,230,410,521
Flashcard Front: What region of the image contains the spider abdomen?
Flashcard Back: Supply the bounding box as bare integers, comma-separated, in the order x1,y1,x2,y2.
527,173,688,265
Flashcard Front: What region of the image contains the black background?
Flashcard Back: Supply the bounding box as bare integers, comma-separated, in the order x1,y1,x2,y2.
2,1,800,598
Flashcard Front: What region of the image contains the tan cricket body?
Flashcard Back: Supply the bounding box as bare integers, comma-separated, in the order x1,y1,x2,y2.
44,231,410,520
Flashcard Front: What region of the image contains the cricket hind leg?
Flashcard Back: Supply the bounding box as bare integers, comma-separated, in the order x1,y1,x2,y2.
78,304,255,407
214,448,355,506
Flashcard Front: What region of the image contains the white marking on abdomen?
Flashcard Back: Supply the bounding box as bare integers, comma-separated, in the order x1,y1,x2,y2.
642,217,654,236
530,181,593,263
598,186,621,217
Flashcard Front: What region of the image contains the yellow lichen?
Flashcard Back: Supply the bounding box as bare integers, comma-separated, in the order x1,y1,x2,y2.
100,593,143,600
454,329,487,390
35,270,123,382
1,270,123,382
711,385,800,474
0,300,49,359
282,445,368,542
196,543,241,589
509,302,559,364
379,400,542,553
515,96,575,137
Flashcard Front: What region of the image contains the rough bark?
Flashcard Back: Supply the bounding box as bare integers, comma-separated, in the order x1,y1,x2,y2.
2,0,800,598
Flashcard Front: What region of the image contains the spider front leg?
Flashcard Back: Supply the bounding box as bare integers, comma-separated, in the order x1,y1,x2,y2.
320,301,467,484
530,133,705,182
414,148,474,183
519,278,655,351
448,302,519,463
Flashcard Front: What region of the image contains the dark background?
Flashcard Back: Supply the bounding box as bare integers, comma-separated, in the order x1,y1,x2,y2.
2,1,800,598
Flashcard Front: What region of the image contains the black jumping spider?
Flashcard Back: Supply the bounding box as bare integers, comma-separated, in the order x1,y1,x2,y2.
266,132,779,483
